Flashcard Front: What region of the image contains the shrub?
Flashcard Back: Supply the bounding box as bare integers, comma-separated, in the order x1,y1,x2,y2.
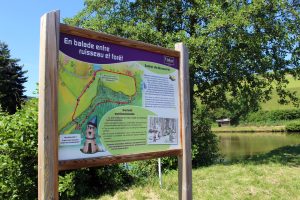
192,107,220,167
126,159,159,183
286,121,300,132
269,109,300,121
128,156,178,178
245,109,300,123
59,165,133,199
0,99,38,200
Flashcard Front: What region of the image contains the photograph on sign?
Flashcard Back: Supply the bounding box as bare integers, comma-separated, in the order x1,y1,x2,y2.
58,32,180,160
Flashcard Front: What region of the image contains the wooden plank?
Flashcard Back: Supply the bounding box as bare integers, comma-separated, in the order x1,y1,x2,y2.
59,149,182,171
176,43,192,200
38,10,60,200
60,24,180,58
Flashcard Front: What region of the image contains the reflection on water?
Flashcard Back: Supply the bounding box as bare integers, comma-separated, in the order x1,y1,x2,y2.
216,132,300,161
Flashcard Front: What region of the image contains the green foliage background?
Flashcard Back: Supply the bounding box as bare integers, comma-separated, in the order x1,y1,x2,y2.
245,109,300,123
0,99,38,199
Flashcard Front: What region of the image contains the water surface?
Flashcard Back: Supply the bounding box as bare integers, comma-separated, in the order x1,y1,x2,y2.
216,132,300,161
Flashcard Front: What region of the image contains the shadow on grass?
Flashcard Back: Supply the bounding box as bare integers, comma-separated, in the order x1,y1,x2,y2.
226,144,300,166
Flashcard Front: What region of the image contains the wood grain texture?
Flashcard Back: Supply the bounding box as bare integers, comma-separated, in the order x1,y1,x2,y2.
59,149,182,171
176,43,192,200
60,24,180,58
38,10,60,200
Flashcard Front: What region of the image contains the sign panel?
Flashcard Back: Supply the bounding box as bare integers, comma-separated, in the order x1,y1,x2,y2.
58,30,181,160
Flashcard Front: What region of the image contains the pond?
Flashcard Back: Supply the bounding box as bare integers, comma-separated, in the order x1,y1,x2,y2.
216,132,300,161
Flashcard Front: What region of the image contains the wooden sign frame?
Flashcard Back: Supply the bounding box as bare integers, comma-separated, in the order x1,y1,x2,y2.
38,10,192,200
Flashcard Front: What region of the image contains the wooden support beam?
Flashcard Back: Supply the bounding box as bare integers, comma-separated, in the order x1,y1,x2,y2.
60,24,180,58
38,10,60,200
176,43,192,200
59,149,182,171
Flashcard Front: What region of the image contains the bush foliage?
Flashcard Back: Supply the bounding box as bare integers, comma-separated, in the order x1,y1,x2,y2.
59,165,134,199
192,107,220,167
244,109,300,123
286,122,300,132
0,99,38,199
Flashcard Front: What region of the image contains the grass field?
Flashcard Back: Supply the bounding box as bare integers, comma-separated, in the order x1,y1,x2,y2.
261,74,300,111
84,145,300,200
196,74,300,111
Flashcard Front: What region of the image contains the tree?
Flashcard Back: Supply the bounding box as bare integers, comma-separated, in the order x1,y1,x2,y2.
0,41,27,114
65,0,300,123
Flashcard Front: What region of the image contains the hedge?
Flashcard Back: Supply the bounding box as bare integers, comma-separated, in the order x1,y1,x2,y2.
245,109,300,123
286,121,300,132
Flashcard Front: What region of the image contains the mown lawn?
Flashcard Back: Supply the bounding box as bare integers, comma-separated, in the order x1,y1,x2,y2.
84,145,300,200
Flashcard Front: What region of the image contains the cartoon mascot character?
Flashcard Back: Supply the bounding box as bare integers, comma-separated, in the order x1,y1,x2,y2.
80,116,101,154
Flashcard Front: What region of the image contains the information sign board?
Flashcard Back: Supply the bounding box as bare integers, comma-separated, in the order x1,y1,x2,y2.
58,27,181,161
38,11,191,199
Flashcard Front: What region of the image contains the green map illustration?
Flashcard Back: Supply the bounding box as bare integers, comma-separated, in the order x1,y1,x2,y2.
58,52,143,138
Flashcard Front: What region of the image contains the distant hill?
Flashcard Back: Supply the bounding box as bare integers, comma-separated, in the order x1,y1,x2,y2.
260,74,300,111
196,74,300,112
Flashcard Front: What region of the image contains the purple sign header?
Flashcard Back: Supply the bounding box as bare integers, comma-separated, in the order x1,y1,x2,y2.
59,33,179,69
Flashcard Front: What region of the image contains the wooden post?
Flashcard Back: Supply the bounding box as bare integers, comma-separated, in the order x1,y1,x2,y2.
38,10,60,200
158,158,162,188
176,43,192,200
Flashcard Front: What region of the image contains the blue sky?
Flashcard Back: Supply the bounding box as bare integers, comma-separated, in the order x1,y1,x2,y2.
0,1,85,97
